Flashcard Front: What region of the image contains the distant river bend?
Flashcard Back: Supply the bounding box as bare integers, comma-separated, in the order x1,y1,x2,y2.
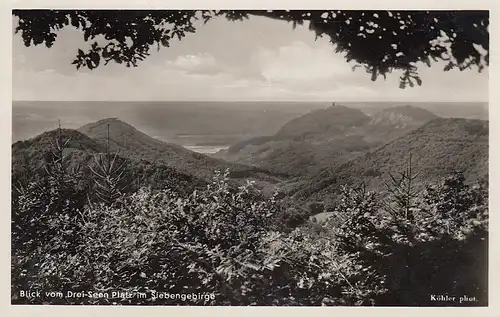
182,145,230,154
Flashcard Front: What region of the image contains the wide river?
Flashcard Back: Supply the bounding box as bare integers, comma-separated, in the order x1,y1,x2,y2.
183,145,229,154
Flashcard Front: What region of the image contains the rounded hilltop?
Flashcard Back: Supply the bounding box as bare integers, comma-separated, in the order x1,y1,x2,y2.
276,104,370,138
369,105,439,129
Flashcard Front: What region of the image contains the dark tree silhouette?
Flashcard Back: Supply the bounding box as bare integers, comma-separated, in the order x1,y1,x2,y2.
12,10,488,88
384,153,420,222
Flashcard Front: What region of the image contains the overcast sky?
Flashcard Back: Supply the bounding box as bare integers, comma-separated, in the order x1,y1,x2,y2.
12,14,489,102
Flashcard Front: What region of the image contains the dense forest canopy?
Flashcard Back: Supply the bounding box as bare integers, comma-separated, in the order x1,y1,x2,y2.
12,10,489,88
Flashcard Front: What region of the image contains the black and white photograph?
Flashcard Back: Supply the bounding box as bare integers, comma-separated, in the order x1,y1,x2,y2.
10,9,489,307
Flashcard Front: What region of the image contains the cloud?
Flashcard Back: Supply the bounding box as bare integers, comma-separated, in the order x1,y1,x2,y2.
249,40,377,97
172,54,216,69
247,39,488,102
257,41,354,82
167,53,220,75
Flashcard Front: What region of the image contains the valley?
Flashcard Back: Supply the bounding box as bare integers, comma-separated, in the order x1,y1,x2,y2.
11,100,489,306
12,101,489,215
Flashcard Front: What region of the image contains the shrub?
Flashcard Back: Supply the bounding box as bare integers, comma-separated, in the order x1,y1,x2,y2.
12,135,89,303
329,172,488,306
12,168,374,306
12,170,279,304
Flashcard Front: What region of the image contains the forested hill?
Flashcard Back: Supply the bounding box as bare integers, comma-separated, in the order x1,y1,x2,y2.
361,105,439,143
12,118,287,197
369,105,439,128
292,118,489,203
216,104,441,176
12,128,105,176
275,105,371,138
77,118,285,184
11,128,200,194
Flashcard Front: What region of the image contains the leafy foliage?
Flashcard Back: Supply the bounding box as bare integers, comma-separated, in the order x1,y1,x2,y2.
12,161,488,306
10,167,367,305
327,171,488,306
12,133,89,299
12,10,488,87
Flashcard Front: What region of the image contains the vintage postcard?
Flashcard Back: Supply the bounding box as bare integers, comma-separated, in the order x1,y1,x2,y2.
5,1,496,316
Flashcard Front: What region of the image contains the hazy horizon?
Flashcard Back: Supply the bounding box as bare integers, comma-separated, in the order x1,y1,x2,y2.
13,100,489,152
